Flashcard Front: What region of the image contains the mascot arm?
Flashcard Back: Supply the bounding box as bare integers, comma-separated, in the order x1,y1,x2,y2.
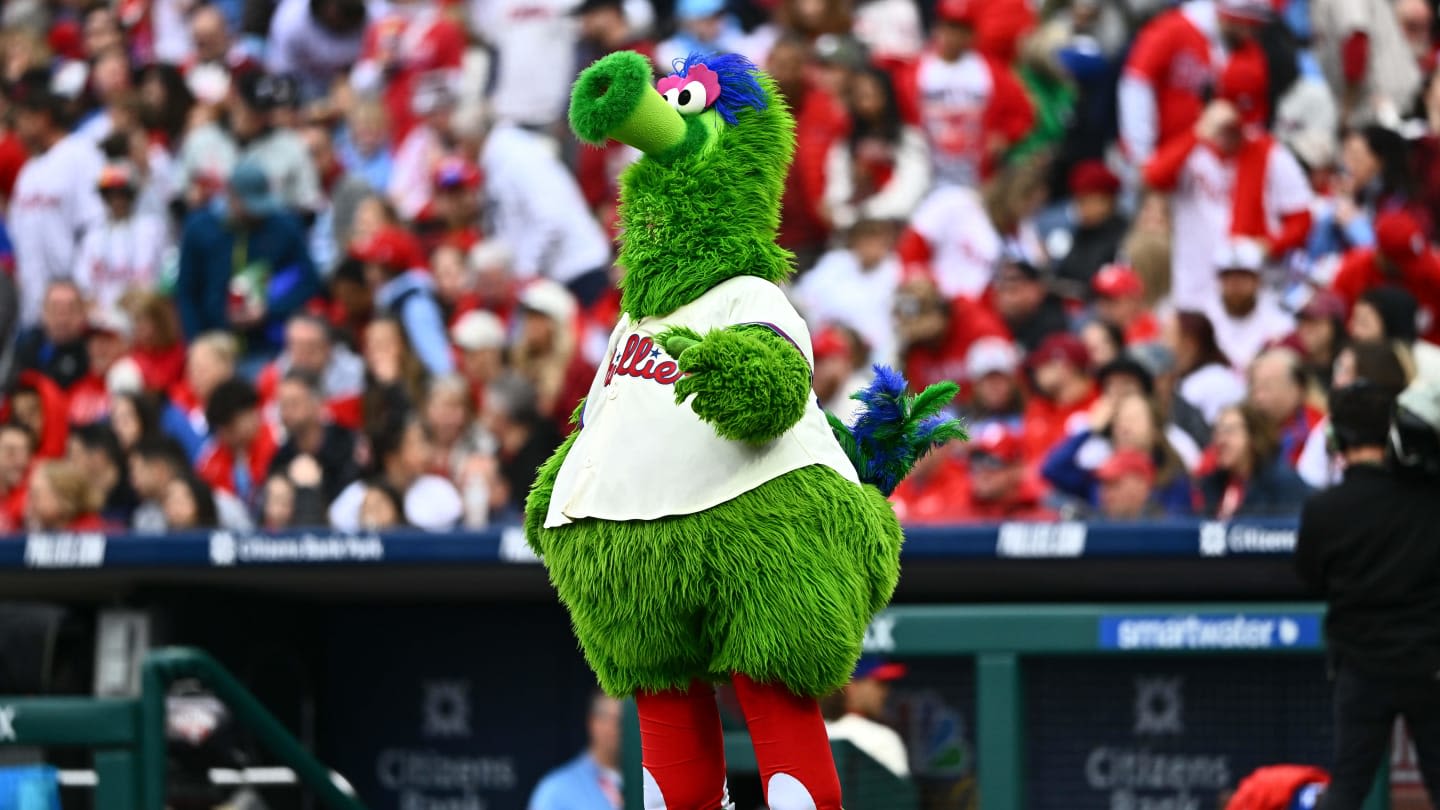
658,325,811,444
521,398,586,557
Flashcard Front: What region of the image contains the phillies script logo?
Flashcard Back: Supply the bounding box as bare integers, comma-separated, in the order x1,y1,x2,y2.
606,334,684,386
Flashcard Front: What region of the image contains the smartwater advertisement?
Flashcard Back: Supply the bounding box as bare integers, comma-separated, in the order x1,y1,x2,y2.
319,604,600,810
1025,656,1333,810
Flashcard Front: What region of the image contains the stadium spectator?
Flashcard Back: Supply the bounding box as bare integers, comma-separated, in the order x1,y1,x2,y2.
264,0,368,103
349,0,463,144
1095,449,1165,521
946,425,1053,522
268,370,359,504
482,374,561,520
1332,210,1440,344
1200,402,1311,518
451,310,507,412
1054,162,1127,297
895,275,1007,391
73,162,166,313
961,337,1025,435
990,254,1069,353
163,474,221,530
526,693,622,810
1171,310,1247,426
387,73,460,222
1204,240,1296,369
25,460,104,531
0,423,35,532
353,225,454,377
196,378,277,507
175,161,319,360
1337,126,1425,240
1250,347,1324,466
228,73,319,216
67,307,133,425
414,157,483,255
1297,341,1412,488
8,68,104,328
67,422,137,525
1290,291,1349,391
357,478,407,530
122,290,187,394
658,0,745,71
422,375,496,528
328,416,462,532
1021,333,1096,461
887,438,971,525
511,280,590,433
812,326,871,422
913,0,1034,189
6,371,71,461
1043,391,1194,516
1079,320,1125,371
792,218,900,365
1145,55,1313,313
1310,0,1422,127
109,391,161,454
14,280,90,390
1092,264,1159,345
768,35,844,272
361,316,431,420
1348,286,1440,384
257,315,365,429
822,656,909,778
822,66,930,231
162,333,238,461
897,184,1001,300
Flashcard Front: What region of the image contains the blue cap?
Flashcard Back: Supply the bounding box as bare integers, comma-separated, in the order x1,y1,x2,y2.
852,655,907,681
228,160,277,216
676,0,725,20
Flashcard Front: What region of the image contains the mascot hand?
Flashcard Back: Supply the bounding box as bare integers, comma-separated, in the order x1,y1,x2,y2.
659,324,811,444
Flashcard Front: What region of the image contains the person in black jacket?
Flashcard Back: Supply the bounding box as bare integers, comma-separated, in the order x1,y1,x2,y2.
991,255,1070,354
1297,380,1440,810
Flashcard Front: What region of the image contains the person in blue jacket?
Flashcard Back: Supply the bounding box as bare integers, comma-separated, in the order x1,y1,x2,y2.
176,160,319,371
1042,389,1195,517
351,225,455,376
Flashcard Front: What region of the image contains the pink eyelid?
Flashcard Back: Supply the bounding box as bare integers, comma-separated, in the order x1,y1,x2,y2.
655,64,722,108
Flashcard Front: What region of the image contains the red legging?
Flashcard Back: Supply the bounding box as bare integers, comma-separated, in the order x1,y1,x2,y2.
634,675,842,810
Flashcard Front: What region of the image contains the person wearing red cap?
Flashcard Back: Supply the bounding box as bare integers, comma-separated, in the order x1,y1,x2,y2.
889,424,1053,523
1021,332,1099,461
811,325,872,423
1144,46,1313,312
1119,0,1264,164
894,275,1009,392
908,0,1034,188
1331,208,1440,344
821,655,911,778
1055,160,1128,295
413,155,485,254
895,182,1002,301
1092,263,1160,345
353,225,455,376
1095,449,1163,520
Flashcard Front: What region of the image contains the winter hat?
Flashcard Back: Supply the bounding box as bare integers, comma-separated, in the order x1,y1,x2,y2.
1359,286,1420,343
1375,209,1427,263
351,226,427,272
936,0,977,26
1068,160,1121,197
451,310,507,351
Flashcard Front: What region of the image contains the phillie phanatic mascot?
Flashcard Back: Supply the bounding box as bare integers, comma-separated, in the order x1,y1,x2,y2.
525,50,965,810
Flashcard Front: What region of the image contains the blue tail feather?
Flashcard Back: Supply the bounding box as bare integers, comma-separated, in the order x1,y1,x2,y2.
829,365,968,496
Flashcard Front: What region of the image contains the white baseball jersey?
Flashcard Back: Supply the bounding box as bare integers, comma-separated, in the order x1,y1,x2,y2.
73,215,169,312
908,184,1002,300
544,275,860,528
915,51,992,189
10,133,105,326
1169,141,1311,311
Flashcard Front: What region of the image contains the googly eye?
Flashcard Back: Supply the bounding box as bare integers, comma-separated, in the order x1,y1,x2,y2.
673,80,708,115
662,87,681,107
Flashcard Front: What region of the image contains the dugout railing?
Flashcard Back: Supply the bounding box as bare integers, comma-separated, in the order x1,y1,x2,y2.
621,603,1390,810
0,647,365,810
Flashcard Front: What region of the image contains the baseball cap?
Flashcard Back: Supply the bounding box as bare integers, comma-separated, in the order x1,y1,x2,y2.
969,424,1022,465
518,279,578,324
1298,289,1347,322
1092,263,1143,299
1375,209,1427,262
852,655,907,681
965,337,1020,380
1096,354,1155,394
1213,239,1265,275
813,326,850,362
97,162,139,193
451,310,507,352
433,156,483,191
936,0,977,25
1217,0,1270,23
1097,449,1156,483
351,226,427,272
88,307,133,340
1028,333,1089,371
235,71,297,111
1068,160,1120,197
228,160,278,216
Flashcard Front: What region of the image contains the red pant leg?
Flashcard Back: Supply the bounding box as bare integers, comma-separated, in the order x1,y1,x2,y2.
634,681,729,809
731,673,842,810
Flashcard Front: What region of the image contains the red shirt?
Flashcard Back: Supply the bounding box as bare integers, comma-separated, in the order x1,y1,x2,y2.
1122,6,1215,158
196,425,278,500
130,345,186,393
358,8,466,142
1020,386,1098,463
901,298,1010,391
67,374,110,426
1332,246,1440,344
1124,312,1162,345
891,459,1055,524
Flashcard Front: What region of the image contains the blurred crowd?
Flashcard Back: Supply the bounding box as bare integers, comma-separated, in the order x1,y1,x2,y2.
0,0,1434,534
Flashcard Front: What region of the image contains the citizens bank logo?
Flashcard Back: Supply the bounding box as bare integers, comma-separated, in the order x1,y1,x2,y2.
1133,677,1183,736
1199,522,1227,557
209,532,237,566
421,680,473,739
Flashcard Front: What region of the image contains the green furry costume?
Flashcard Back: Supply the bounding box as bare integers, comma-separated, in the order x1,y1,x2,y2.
524,51,963,701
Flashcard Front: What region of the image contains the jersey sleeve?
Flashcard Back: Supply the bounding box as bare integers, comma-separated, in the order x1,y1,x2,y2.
1265,145,1314,216
724,277,815,370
